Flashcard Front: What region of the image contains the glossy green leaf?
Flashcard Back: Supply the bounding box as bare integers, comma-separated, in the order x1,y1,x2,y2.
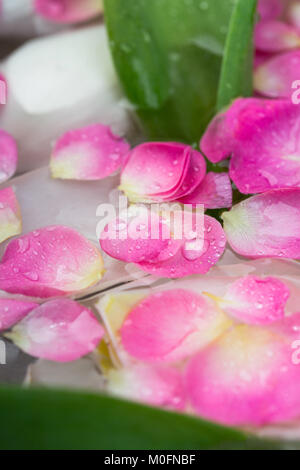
104,0,256,144
217,0,257,110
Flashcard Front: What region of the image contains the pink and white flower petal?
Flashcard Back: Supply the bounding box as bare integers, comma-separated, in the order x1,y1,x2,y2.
50,124,130,181
0,298,38,332
100,206,180,263
107,364,186,411
120,142,206,203
0,130,18,183
179,173,232,209
254,51,300,99
255,20,300,53
221,276,290,325
222,189,300,259
258,0,283,20
5,299,104,362
137,216,226,278
0,225,104,298
34,0,103,25
287,1,300,30
185,324,300,427
0,187,22,244
121,289,231,364
0,73,7,107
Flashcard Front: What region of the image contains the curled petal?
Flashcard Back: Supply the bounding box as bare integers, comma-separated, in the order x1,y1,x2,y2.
186,324,300,427
222,189,300,259
120,142,206,203
107,364,186,411
0,187,22,243
258,0,283,20
100,206,181,264
0,299,38,332
254,50,300,99
121,289,231,364
221,275,290,325
255,20,300,53
179,172,232,209
50,124,130,181
137,216,227,278
5,299,104,362
0,226,104,297
0,130,17,183
34,0,103,24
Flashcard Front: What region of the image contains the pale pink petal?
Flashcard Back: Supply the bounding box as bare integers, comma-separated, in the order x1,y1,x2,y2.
50,124,130,181
120,142,206,203
137,216,226,278
255,20,300,52
254,50,300,99
0,299,38,332
0,73,7,107
5,299,104,362
107,364,186,411
34,0,103,24
287,1,300,30
0,226,104,298
258,0,283,20
179,172,232,209
121,289,231,364
222,276,290,325
222,189,300,259
0,187,22,244
186,323,300,427
0,130,18,183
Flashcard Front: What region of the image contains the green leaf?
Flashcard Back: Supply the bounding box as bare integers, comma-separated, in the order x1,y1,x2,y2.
0,386,297,450
217,0,257,110
104,0,256,144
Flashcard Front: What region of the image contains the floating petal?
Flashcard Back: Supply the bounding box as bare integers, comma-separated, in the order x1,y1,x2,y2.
222,189,300,259
5,299,104,362
0,187,22,244
0,299,38,332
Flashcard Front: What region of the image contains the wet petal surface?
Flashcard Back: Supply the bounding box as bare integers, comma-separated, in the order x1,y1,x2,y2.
0,187,22,244
0,299,38,332
0,130,18,183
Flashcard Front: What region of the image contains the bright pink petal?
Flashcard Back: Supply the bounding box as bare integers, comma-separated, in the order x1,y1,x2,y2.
100,206,181,263
255,20,300,53
137,216,226,278
0,226,104,298
107,364,186,411
186,322,300,427
254,50,300,99
179,172,232,209
254,51,276,68
222,189,300,259
0,187,22,244
120,142,206,203
258,0,283,20
222,276,290,325
50,124,130,181
0,299,38,331
121,289,231,364
0,130,18,183
34,0,102,24
5,299,104,362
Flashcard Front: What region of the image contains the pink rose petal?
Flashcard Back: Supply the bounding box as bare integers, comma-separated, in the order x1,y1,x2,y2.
0,73,7,107
120,142,206,203
34,0,102,24
221,276,290,325
0,299,38,332
178,172,232,209
186,323,300,427
0,187,22,244
254,51,276,69
0,226,104,298
287,1,300,30
258,0,283,20
107,364,186,411
222,189,300,259
137,216,226,278
0,130,18,183
121,289,231,364
50,124,130,181
255,20,300,53
254,50,300,99
5,299,104,362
